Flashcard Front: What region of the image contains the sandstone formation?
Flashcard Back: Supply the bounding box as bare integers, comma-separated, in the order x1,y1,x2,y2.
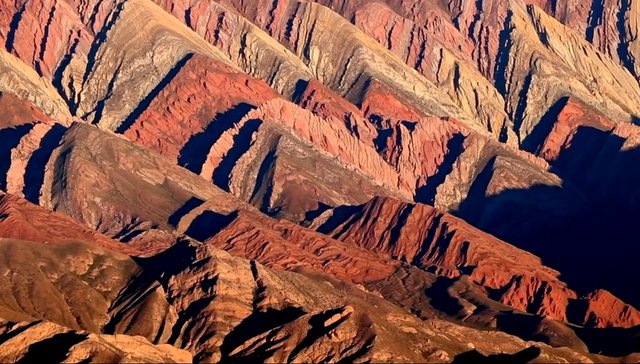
0,0,639,361
0,319,191,363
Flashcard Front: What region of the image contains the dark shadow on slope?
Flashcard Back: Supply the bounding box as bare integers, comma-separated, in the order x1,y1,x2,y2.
52,38,81,114
220,307,306,360
168,196,205,227
424,276,466,316
316,204,363,236
550,126,624,192
573,324,640,357
249,148,278,214
616,0,636,77
116,53,194,133
452,346,541,364
301,202,331,227
0,321,40,346
178,103,255,175
291,79,310,103
455,156,496,224
81,1,126,88
494,10,514,95
497,313,589,351
416,133,465,204
412,217,450,266
521,96,569,153
288,307,356,362
17,332,88,364
211,119,262,191
453,183,640,307
106,239,198,336
5,3,26,52
453,128,640,307
23,124,67,203
184,210,238,242
0,124,33,190
585,0,605,42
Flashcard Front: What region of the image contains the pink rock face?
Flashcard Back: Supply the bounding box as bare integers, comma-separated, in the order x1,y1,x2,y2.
0,193,139,255
0,92,52,128
350,1,474,72
579,289,640,328
295,79,378,145
238,98,405,194
0,0,92,79
537,98,617,162
122,54,279,162
204,210,398,284
359,79,424,123
3,0,640,359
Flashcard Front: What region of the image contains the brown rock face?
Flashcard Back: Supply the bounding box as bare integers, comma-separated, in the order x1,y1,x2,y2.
0,319,191,363
0,193,139,255
1,0,640,361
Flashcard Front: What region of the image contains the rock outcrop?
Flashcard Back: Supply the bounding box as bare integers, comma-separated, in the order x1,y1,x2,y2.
0,0,640,361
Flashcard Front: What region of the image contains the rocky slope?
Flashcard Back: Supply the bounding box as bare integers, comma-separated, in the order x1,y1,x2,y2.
0,0,639,361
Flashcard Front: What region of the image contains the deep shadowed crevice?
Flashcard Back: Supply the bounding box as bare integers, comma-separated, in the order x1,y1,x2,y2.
452,346,541,364
17,332,88,364
23,124,67,203
116,227,150,243
521,96,569,153
184,210,238,242
414,224,453,268
291,79,309,103
494,10,513,95
467,0,483,42
184,6,193,28
81,0,126,89
616,0,636,78
116,53,194,133
513,71,533,138
35,3,57,76
212,119,262,191
373,128,393,154
168,197,205,227
5,3,26,52
168,296,214,345
90,59,123,124
178,103,255,175
0,124,33,191
585,0,605,42
52,37,81,115
416,133,465,204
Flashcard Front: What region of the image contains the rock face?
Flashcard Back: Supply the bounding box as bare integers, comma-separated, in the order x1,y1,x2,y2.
0,0,640,361
0,319,192,363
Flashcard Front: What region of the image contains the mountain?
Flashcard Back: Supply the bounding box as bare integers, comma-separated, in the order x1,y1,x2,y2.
0,0,639,362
